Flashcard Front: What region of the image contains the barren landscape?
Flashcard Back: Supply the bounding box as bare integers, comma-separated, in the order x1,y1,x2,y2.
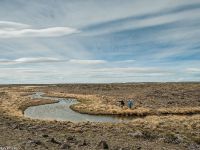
0,83,200,150
1,0,200,149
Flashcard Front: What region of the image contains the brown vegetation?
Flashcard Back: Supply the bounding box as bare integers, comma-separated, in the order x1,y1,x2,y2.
0,83,200,149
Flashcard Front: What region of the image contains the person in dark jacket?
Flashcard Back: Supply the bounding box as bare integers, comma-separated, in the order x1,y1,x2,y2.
118,100,125,108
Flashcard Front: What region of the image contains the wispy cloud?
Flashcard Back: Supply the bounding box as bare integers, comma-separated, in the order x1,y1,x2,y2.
0,0,199,83
69,59,107,65
186,68,200,73
82,1,200,36
0,21,30,29
90,67,173,74
0,21,79,38
0,57,64,64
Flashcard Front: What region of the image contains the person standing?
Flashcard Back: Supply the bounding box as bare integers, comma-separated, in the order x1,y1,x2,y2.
127,99,134,109
119,100,125,108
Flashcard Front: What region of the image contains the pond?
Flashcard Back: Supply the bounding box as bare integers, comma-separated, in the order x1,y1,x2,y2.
24,92,134,123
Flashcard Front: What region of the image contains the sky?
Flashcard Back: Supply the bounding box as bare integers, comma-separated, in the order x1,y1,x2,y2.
0,0,200,84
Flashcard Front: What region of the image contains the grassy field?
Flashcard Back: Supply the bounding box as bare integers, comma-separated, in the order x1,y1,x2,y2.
0,83,200,149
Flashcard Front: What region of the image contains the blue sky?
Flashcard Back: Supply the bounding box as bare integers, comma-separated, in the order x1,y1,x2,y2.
0,0,200,83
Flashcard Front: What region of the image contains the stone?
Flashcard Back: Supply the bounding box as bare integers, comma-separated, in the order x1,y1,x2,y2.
66,136,77,143
164,134,184,144
78,139,88,147
42,134,49,138
97,140,109,149
67,136,75,141
11,124,19,129
27,139,42,146
82,140,88,146
38,127,47,131
60,143,71,149
28,126,39,130
187,144,200,150
49,138,61,145
128,131,143,138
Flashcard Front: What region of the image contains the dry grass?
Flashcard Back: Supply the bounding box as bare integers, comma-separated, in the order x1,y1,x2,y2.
18,99,59,114
157,107,200,115
0,90,57,117
0,86,200,119
44,91,200,117
0,84,200,148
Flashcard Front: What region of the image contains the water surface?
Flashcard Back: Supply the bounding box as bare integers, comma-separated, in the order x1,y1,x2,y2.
24,92,134,123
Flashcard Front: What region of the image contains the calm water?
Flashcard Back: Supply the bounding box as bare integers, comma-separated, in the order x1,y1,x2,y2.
24,92,134,123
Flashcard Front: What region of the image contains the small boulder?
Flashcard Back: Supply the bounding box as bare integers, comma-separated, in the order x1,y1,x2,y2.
66,136,77,144
97,140,109,149
49,138,61,145
187,144,200,150
128,131,143,138
82,140,88,146
60,143,71,149
164,134,184,144
78,139,88,147
27,139,42,146
42,134,49,138
67,136,75,141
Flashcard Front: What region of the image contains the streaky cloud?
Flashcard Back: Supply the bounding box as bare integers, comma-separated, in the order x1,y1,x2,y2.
0,57,64,64
82,2,200,36
0,20,79,38
0,21,30,29
90,67,173,74
186,68,200,73
69,59,107,65
0,0,199,83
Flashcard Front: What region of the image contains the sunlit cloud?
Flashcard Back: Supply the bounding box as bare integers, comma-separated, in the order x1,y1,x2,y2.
0,20,79,38
0,57,64,64
186,68,200,73
69,59,107,65
0,0,199,83
0,24,79,38
0,21,30,29
91,67,171,74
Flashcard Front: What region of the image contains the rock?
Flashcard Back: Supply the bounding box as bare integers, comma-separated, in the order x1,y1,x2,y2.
28,126,39,130
27,139,42,146
135,146,142,150
60,143,71,149
97,140,109,149
82,140,88,146
11,124,19,129
49,138,61,145
118,148,130,150
67,136,75,141
66,136,77,143
42,134,49,138
128,131,143,138
187,144,200,150
78,139,88,147
164,134,184,144
38,127,47,131
141,130,158,140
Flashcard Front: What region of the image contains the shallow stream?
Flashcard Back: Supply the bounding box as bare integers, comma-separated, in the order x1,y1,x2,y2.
24,92,134,123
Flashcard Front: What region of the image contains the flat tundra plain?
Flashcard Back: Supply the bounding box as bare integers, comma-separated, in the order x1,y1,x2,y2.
0,83,200,150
